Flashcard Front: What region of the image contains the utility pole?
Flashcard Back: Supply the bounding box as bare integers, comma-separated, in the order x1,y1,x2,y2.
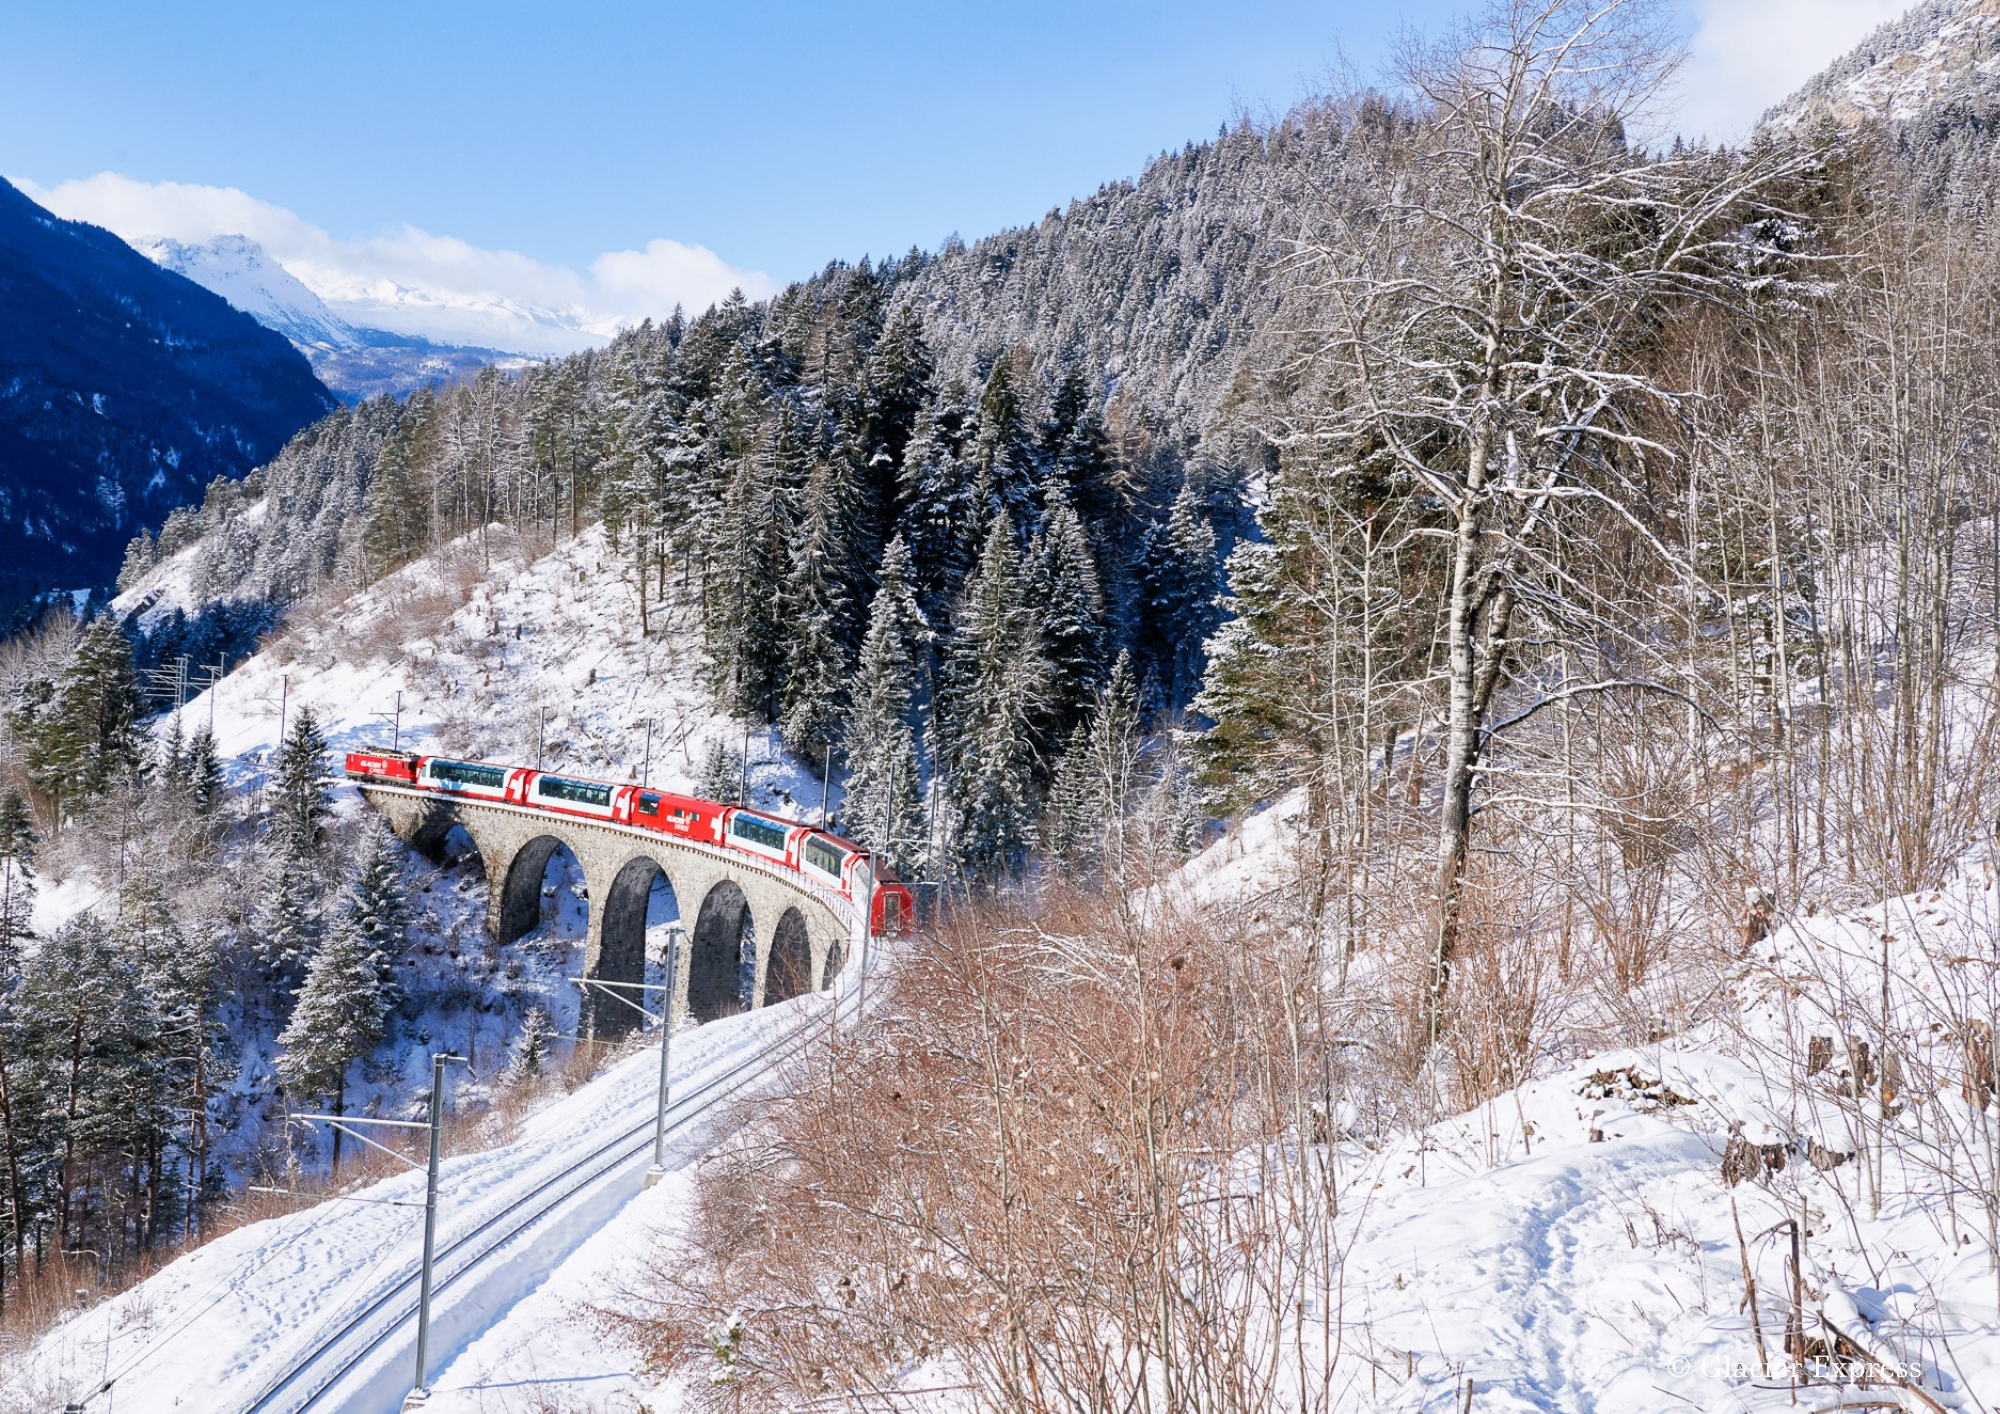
739,723,750,805
288,1056,463,1414
277,674,289,752
393,690,404,752
642,718,653,789
819,742,832,830
537,707,548,770
408,1052,466,1409
203,659,226,736
645,925,685,1189
854,854,875,1025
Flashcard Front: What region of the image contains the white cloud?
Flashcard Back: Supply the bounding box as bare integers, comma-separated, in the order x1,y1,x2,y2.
1673,0,1910,143
11,172,777,356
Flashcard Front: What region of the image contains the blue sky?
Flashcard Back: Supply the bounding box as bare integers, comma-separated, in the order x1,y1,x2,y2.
3,0,1911,351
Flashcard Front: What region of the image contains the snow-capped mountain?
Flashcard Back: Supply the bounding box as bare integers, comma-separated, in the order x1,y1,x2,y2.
136,233,535,402
1763,0,2000,130
139,233,363,350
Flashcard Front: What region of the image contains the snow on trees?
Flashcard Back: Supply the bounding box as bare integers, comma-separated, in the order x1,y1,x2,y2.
844,536,928,874
937,512,1052,872
277,914,389,1175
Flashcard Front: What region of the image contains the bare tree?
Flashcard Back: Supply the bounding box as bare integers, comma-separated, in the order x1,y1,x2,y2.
1266,0,1808,1046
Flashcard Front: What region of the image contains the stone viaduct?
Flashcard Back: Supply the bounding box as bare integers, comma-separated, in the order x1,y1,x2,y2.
358,784,864,1040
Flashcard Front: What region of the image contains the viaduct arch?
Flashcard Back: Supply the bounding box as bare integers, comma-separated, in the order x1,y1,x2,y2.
358,784,861,1041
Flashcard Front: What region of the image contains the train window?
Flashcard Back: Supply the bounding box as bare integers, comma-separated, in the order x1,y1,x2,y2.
537,776,613,808
637,792,661,814
802,836,847,880
431,760,506,790
730,813,788,851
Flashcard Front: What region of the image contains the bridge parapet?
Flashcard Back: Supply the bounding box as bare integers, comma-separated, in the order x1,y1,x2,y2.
358,784,858,1039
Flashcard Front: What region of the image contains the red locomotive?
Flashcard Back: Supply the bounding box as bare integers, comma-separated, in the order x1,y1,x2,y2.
342,748,912,935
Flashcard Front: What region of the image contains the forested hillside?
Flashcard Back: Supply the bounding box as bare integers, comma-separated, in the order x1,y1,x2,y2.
16,1,2000,1407
0,179,334,599
111,107,1356,871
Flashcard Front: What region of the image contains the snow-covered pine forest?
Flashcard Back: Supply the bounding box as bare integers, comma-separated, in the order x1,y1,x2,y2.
12,0,2000,1408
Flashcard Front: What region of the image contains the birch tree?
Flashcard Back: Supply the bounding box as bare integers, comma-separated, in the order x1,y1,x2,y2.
1276,0,1807,1044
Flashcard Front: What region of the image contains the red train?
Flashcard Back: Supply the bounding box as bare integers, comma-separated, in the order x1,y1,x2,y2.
343,748,913,935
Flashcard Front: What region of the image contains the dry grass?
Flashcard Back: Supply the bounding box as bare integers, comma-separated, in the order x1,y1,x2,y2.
596,885,1347,1413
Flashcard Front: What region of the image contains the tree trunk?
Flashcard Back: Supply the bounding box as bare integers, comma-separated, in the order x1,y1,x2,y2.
331,1077,345,1178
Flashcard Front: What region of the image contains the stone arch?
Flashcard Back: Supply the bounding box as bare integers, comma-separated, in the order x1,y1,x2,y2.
765,907,812,1005
497,834,578,945
589,856,678,1040
822,933,845,990
688,879,753,1023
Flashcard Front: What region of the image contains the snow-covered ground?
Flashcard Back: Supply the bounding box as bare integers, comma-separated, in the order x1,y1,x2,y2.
15,995,834,1414
24,523,1986,1413
123,522,835,821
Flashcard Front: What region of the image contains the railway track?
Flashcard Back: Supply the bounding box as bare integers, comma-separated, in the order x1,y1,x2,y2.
231,999,842,1414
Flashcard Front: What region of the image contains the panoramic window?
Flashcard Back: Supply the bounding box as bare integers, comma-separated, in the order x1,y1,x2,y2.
432,760,506,790
536,776,612,808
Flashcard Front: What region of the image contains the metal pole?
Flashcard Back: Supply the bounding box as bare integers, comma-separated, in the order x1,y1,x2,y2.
277,674,289,753
393,690,404,753
855,855,874,1025
410,1053,461,1407
820,742,832,830
537,708,547,770
645,925,683,1188
643,719,652,789
739,724,750,804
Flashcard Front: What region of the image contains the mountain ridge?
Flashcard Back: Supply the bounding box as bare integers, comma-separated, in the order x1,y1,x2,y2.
0,177,335,598
139,233,534,403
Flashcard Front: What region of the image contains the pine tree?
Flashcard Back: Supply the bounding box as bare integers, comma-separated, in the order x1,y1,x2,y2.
152,918,233,1236
343,824,411,997
14,913,165,1254
502,1005,558,1090
186,726,224,816
705,409,796,718
780,459,857,758
897,388,977,629
1039,654,1140,875
361,403,428,577
696,737,743,804
969,355,1038,530
937,511,1051,873
862,307,936,546
160,712,190,799
1030,496,1108,750
19,617,145,824
271,705,332,850
844,536,927,875
277,916,387,1175
0,792,34,983
255,829,322,992
1041,367,1120,530
1136,483,1223,710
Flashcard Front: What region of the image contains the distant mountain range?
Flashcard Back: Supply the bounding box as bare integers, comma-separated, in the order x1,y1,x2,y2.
0,177,334,598
139,234,532,403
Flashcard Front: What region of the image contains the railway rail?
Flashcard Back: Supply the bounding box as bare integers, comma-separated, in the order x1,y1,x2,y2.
230,998,843,1414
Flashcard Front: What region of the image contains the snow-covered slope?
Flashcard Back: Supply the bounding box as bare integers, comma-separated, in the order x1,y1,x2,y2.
140,235,363,351
117,519,832,841
1764,0,2000,130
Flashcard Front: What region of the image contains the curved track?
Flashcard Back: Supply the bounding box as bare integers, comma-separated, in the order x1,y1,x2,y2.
231,1000,842,1414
